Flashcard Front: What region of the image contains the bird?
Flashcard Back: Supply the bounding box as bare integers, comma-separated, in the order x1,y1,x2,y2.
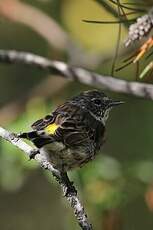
18,90,123,172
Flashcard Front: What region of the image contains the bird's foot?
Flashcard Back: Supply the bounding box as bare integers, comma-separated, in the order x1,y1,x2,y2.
29,149,40,160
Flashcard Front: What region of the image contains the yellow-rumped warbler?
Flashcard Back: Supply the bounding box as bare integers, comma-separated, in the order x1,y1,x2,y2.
19,90,123,172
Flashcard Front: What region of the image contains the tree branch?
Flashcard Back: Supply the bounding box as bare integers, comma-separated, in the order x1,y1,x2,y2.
0,126,92,230
0,49,153,100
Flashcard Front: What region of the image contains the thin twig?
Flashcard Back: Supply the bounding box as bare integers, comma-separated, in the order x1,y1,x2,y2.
0,126,92,230
111,0,122,76
0,49,153,99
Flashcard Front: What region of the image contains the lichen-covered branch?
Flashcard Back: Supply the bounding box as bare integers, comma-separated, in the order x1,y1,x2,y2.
0,49,153,100
0,127,92,230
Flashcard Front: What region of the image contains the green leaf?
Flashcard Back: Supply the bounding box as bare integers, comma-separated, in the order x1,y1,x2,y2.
139,61,153,79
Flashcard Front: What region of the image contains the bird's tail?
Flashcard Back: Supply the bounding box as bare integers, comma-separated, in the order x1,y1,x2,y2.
18,131,54,148
18,131,39,139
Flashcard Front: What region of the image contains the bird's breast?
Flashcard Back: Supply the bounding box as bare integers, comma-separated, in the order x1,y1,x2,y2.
40,141,94,171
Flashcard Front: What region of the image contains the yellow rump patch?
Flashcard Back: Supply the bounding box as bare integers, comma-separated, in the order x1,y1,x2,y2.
45,123,59,135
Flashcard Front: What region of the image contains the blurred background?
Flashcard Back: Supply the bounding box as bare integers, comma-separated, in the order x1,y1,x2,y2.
1,0,153,229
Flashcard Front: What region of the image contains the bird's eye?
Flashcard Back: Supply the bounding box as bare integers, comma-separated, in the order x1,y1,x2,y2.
93,99,101,105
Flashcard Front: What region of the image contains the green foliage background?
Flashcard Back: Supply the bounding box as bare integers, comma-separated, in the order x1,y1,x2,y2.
0,0,153,229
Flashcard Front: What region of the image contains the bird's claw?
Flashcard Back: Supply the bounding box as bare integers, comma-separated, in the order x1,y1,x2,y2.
29,149,40,160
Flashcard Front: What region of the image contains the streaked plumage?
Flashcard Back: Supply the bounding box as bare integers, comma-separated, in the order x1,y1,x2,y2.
19,90,123,171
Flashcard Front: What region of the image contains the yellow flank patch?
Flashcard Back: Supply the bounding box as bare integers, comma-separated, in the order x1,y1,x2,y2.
45,123,59,135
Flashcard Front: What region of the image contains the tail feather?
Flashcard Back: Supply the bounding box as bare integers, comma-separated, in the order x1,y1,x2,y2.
18,131,54,148
18,131,39,139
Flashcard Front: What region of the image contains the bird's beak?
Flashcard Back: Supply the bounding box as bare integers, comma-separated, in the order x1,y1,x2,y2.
108,100,124,108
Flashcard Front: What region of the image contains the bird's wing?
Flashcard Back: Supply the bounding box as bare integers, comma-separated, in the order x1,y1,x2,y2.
19,102,103,153
31,102,95,148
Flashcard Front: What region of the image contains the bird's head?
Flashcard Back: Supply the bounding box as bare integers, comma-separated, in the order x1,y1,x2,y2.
72,90,124,125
